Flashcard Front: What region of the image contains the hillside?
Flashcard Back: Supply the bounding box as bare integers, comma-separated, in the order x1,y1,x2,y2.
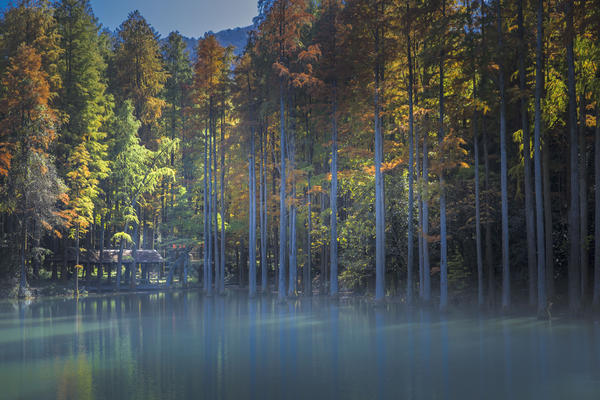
178,25,254,59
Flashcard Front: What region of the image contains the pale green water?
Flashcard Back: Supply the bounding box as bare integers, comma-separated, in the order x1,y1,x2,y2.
0,291,599,399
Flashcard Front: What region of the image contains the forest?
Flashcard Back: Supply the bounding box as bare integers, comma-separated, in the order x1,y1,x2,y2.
0,0,599,318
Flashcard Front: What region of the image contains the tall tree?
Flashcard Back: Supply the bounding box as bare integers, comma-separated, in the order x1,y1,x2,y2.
0,43,65,295
517,0,537,307
405,1,415,305
533,0,546,315
113,10,166,145
438,0,448,311
565,0,581,312
496,0,510,310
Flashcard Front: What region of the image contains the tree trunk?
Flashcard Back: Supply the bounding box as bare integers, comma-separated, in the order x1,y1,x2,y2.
330,83,339,297
278,81,287,301
305,173,312,296
19,217,28,295
207,122,214,295
543,134,554,298
374,29,385,302
213,112,220,295
406,7,415,305
534,0,547,316
593,104,600,307
288,101,297,297
579,93,589,304
203,127,209,293
518,0,537,308
98,213,105,285
249,126,257,297
75,223,80,297
438,0,448,311
484,120,495,307
497,0,510,310
566,0,581,313
320,192,328,295
260,125,268,294
422,124,430,303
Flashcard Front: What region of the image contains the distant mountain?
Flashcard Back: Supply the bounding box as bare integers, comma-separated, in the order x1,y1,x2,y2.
176,25,255,60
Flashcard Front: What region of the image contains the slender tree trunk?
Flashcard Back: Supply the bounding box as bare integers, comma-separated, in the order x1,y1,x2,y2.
203,128,209,293
534,0,547,316
468,0,484,308
565,0,581,313
543,134,554,297
374,29,385,302
438,0,448,311
220,113,226,295
278,81,287,301
19,217,28,295
497,0,510,310
249,126,257,297
288,103,297,297
406,7,415,305
422,125,430,302
484,122,494,307
97,214,104,285
260,125,268,294
321,192,328,295
330,83,339,297
579,93,589,304
213,113,220,293
417,118,424,300
207,122,214,295
518,0,537,307
593,104,600,307
75,223,80,297
305,173,312,296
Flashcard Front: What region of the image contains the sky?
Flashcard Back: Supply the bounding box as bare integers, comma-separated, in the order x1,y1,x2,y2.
0,0,258,38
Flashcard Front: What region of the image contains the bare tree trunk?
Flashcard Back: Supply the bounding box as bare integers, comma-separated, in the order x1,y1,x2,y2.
565,0,581,313
203,127,209,292
207,123,214,295
213,113,220,295
543,135,554,298
320,192,328,295
330,83,339,297
593,104,600,307
19,217,28,296
305,174,312,296
497,0,511,310
422,125,430,303
97,213,104,285
483,132,495,308
288,101,297,297
220,112,226,295
278,81,287,301
438,0,448,311
406,4,415,304
579,92,589,304
374,27,385,302
249,126,257,297
75,223,80,297
518,0,537,308
260,125,268,294
534,0,547,316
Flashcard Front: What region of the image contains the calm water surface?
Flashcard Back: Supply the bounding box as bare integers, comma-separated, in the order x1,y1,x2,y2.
1,291,599,399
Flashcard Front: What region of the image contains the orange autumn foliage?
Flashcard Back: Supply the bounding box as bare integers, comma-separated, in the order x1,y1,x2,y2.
0,43,57,162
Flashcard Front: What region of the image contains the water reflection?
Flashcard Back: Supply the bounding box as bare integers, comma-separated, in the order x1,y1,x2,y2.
0,293,599,399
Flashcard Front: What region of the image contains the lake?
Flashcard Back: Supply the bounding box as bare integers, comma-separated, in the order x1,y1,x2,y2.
0,291,599,399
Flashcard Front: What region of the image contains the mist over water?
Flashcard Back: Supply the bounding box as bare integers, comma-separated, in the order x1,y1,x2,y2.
0,292,599,399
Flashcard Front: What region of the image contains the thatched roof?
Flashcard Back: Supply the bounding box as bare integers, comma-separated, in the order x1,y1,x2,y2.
54,248,164,264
